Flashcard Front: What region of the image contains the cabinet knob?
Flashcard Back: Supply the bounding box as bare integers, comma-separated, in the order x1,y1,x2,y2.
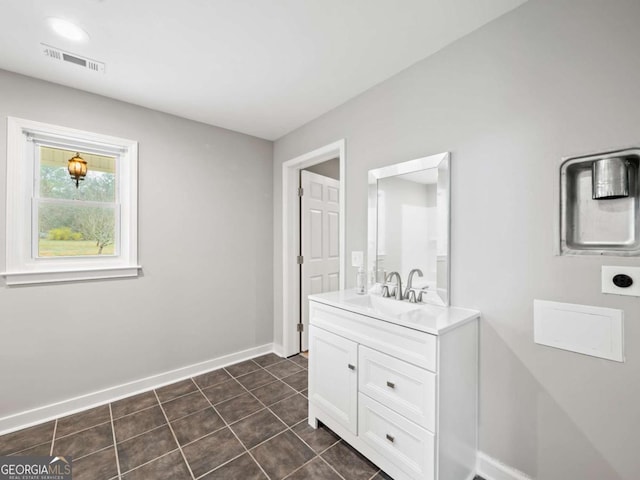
385,434,395,443
386,381,395,389
348,364,356,370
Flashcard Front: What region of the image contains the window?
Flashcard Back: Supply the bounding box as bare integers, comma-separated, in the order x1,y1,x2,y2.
4,117,139,285
38,146,117,257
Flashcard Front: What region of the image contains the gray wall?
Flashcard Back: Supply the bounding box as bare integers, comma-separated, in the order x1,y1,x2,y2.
273,1,640,478
0,70,273,419
303,157,340,180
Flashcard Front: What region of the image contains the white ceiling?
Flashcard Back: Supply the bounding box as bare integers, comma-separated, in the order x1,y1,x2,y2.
0,0,526,140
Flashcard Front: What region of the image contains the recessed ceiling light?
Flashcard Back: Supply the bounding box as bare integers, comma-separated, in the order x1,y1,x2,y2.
47,18,89,42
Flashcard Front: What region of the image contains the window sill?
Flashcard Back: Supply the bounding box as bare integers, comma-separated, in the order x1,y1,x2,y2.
2,265,142,286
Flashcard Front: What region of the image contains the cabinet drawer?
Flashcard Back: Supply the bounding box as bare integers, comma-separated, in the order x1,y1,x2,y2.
310,301,437,371
359,346,436,432
359,393,435,480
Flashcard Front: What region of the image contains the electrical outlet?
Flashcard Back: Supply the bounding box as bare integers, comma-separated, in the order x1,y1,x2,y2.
351,251,363,268
602,266,640,297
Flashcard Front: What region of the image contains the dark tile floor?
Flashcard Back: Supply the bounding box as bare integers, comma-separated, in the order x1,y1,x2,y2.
0,354,383,479
0,353,487,480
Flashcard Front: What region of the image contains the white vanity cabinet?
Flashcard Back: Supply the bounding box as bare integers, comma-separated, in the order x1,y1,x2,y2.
308,293,479,480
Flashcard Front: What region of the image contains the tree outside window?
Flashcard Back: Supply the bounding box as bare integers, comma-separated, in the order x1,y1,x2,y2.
37,146,118,257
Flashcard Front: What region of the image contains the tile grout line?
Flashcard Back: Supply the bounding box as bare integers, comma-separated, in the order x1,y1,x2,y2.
0,357,287,445
251,358,362,480
49,419,57,456
156,375,234,406
53,442,117,465
313,431,380,480
281,455,320,479
280,445,348,480
316,450,349,480
113,421,169,445
283,453,347,480
116,386,258,446
200,356,303,475
152,403,209,430
248,386,301,410
277,358,384,479
190,371,312,452
194,451,248,479
110,371,279,447
283,419,346,480
191,376,273,480
159,375,245,410
108,404,123,480
231,360,305,390
202,376,244,392
49,417,118,463
117,448,181,476
240,369,342,480
54,419,113,440
171,425,226,451
73,444,115,462
156,389,205,407
244,362,351,480
153,388,197,480
0,355,310,479
111,400,160,422
291,422,342,458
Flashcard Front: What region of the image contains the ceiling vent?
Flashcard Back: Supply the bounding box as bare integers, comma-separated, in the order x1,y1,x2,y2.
41,43,105,73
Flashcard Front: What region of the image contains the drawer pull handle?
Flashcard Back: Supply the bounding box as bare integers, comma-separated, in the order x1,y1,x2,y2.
386,434,395,443
348,364,356,370
386,381,395,389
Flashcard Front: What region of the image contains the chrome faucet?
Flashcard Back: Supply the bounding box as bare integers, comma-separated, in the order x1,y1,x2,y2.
385,272,403,300
404,268,424,300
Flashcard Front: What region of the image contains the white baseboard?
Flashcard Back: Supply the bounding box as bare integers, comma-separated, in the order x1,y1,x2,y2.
0,343,275,436
477,451,533,480
272,342,285,357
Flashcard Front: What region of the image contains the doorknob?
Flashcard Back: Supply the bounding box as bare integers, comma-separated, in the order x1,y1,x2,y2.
348,364,355,370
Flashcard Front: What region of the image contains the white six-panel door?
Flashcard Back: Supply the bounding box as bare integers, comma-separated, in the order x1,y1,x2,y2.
301,170,340,351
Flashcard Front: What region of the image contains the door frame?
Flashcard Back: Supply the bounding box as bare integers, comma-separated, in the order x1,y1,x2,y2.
282,139,346,357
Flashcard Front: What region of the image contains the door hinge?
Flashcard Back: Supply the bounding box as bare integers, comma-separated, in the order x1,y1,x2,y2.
296,323,304,332
297,255,304,264
298,187,304,197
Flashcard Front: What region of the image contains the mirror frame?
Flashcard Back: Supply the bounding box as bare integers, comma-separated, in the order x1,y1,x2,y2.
367,152,450,306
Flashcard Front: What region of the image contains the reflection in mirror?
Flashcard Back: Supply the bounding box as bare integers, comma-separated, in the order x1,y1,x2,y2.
368,152,450,306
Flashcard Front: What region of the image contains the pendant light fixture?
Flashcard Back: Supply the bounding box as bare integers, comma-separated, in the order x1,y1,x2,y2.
68,152,87,188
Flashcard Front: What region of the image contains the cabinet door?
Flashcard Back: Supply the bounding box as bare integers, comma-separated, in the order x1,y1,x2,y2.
309,325,358,435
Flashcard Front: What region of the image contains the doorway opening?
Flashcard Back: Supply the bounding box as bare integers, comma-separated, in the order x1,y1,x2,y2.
281,140,346,357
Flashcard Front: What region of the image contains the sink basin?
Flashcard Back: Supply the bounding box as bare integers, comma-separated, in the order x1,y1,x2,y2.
309,290,481,335
344,294,422,317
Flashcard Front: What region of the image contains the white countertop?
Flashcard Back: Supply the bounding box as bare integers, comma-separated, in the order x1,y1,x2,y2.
308,289,480,335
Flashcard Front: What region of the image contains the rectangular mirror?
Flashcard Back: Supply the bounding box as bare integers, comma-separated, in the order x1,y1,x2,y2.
368,152,450,306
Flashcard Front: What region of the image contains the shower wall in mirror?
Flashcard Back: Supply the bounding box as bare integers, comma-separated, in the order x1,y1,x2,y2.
368,152,450,306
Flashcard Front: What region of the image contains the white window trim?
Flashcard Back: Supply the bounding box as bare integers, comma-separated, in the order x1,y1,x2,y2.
3,117,140,285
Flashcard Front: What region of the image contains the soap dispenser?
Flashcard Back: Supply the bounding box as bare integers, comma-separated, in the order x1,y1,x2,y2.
356,267,366,295
351,251,366,294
